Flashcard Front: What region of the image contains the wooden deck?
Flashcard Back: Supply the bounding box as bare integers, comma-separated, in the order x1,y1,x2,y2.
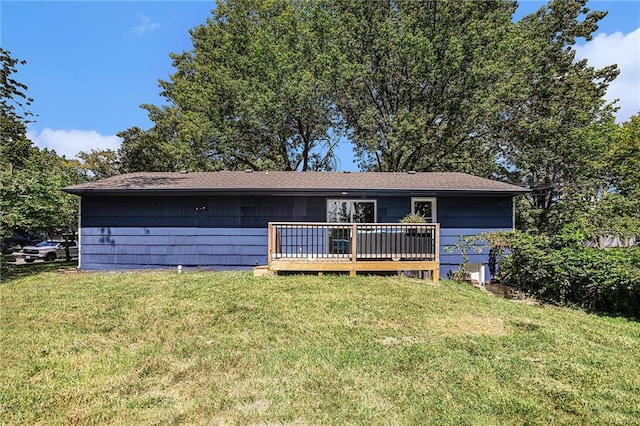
267,222,440,281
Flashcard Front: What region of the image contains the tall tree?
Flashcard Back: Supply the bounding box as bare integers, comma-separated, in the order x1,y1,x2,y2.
0,48,35,173
329,0,519,173
117,126,180,173
498,0,619,232
125,0,339,172
77,148,120,180
607,113,640,198
1,148,85,239
0,49,85,240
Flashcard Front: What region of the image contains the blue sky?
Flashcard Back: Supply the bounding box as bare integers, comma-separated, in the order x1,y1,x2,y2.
1,0,639,170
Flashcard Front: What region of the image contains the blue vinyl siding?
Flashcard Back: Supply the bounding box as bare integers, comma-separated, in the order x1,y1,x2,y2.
78,194,516,274
80,226,267,270
375,196,512,228
81,196,325,228
439,227,513,281
438,197,513,228
376,197,411,223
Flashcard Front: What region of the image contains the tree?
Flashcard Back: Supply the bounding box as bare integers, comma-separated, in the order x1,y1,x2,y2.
125,0,340,172
119,0,620,236
329,0,519,173
1,48,35,173
607,113,640,198
117,126,177,173
77,148,120,180
0,148,84,242
496,0,619,233
1,49,85,244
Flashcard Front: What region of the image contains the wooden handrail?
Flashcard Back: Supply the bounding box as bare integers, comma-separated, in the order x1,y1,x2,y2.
267,222,439,262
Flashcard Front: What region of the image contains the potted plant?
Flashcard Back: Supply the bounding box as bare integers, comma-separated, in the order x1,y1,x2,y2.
400,213,427,236
399,213,430,257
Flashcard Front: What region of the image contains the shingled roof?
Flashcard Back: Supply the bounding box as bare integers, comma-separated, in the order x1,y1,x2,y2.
63,171,528,196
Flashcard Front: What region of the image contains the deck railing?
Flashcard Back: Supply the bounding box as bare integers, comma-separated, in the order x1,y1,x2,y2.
268,222,439,262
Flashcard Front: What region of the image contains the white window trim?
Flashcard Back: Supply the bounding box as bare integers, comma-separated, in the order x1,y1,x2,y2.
326,199,377,223
411,197,437,223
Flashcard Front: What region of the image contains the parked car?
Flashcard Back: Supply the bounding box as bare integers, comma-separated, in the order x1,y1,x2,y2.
1,237,39,254
17,240,78,262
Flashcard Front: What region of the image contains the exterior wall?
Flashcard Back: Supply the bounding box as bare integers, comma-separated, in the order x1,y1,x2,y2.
80,196,324,270
79,194,515,277
437,197,513,281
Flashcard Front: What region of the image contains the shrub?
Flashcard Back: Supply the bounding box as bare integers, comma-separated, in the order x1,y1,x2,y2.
477,228,640,317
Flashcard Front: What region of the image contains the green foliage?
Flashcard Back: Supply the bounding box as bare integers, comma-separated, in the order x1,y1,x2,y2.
483,229,640,317
501,0,619,233
123,0,340,172
607,113,640,197
330,0,519,173
1,48,35,172
0,49,84,239
398,212,426,223
0,149,85,238
117,126,180,173
116,0,624,240
76,148,120,180
575,193,640,242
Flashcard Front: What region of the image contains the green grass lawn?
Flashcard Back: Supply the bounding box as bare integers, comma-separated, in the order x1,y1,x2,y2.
1,270,639,424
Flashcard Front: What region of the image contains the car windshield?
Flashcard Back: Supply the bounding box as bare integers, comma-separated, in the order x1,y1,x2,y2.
36,241,60,247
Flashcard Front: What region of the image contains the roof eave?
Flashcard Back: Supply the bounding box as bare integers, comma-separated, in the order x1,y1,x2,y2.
62,187,530,197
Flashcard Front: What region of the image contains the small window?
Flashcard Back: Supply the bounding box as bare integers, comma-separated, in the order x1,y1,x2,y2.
327,200,376,223
411,198,437,223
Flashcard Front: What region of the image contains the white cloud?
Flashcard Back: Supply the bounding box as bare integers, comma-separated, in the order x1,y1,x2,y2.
133,15,161,35
574,28,640,122
27,128,122,159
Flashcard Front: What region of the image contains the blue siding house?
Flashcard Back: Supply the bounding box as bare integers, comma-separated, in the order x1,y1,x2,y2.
63,171,527,280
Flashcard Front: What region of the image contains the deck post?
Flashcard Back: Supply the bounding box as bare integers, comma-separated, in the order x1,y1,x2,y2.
434,223,440,282
351,223,358,273
267,223,273,269
267,222,440,278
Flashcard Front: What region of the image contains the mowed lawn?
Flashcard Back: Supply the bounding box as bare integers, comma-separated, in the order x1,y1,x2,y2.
1,269,639,425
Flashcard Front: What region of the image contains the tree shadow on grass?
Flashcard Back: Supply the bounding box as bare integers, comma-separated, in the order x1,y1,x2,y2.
0,257,78,283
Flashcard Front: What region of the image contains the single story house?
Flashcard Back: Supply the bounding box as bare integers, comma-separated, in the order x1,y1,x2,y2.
63,171,528,280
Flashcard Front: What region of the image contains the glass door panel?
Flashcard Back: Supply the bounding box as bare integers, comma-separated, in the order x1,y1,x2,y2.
327,200,376,255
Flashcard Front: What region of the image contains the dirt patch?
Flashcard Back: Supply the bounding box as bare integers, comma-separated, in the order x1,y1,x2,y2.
431,314,508,336
379,314,507,342
236,398,271,415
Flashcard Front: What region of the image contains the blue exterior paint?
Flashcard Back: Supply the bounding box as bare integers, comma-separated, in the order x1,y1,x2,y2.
78,194,516,275
80,226,267,270
439,227,512,281
438,197,513,228
277,227,331,257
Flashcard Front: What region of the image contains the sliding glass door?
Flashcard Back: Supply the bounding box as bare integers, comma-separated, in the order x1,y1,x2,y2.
327,200,376,223
326,200,376,254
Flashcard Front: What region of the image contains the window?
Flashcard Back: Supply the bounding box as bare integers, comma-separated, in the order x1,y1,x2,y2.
411,198,437,223
327,200,376,223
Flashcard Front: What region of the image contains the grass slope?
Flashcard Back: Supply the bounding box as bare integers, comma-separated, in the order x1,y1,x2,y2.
1,271,639,424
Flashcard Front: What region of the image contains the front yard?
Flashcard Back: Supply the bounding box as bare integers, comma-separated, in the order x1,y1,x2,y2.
1,270,639,424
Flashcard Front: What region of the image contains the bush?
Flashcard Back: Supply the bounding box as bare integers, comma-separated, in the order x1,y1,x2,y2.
488,229,640,317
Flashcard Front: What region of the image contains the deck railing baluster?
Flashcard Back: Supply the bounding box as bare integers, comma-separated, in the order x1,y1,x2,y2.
267,222,439,277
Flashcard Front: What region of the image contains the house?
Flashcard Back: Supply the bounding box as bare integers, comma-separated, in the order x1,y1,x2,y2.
63,171,528,280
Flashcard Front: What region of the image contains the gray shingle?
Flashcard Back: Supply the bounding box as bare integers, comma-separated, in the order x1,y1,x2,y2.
63,171,528,194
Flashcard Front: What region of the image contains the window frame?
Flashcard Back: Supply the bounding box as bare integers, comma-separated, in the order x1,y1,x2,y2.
326,199,377,223
411,197,437,223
